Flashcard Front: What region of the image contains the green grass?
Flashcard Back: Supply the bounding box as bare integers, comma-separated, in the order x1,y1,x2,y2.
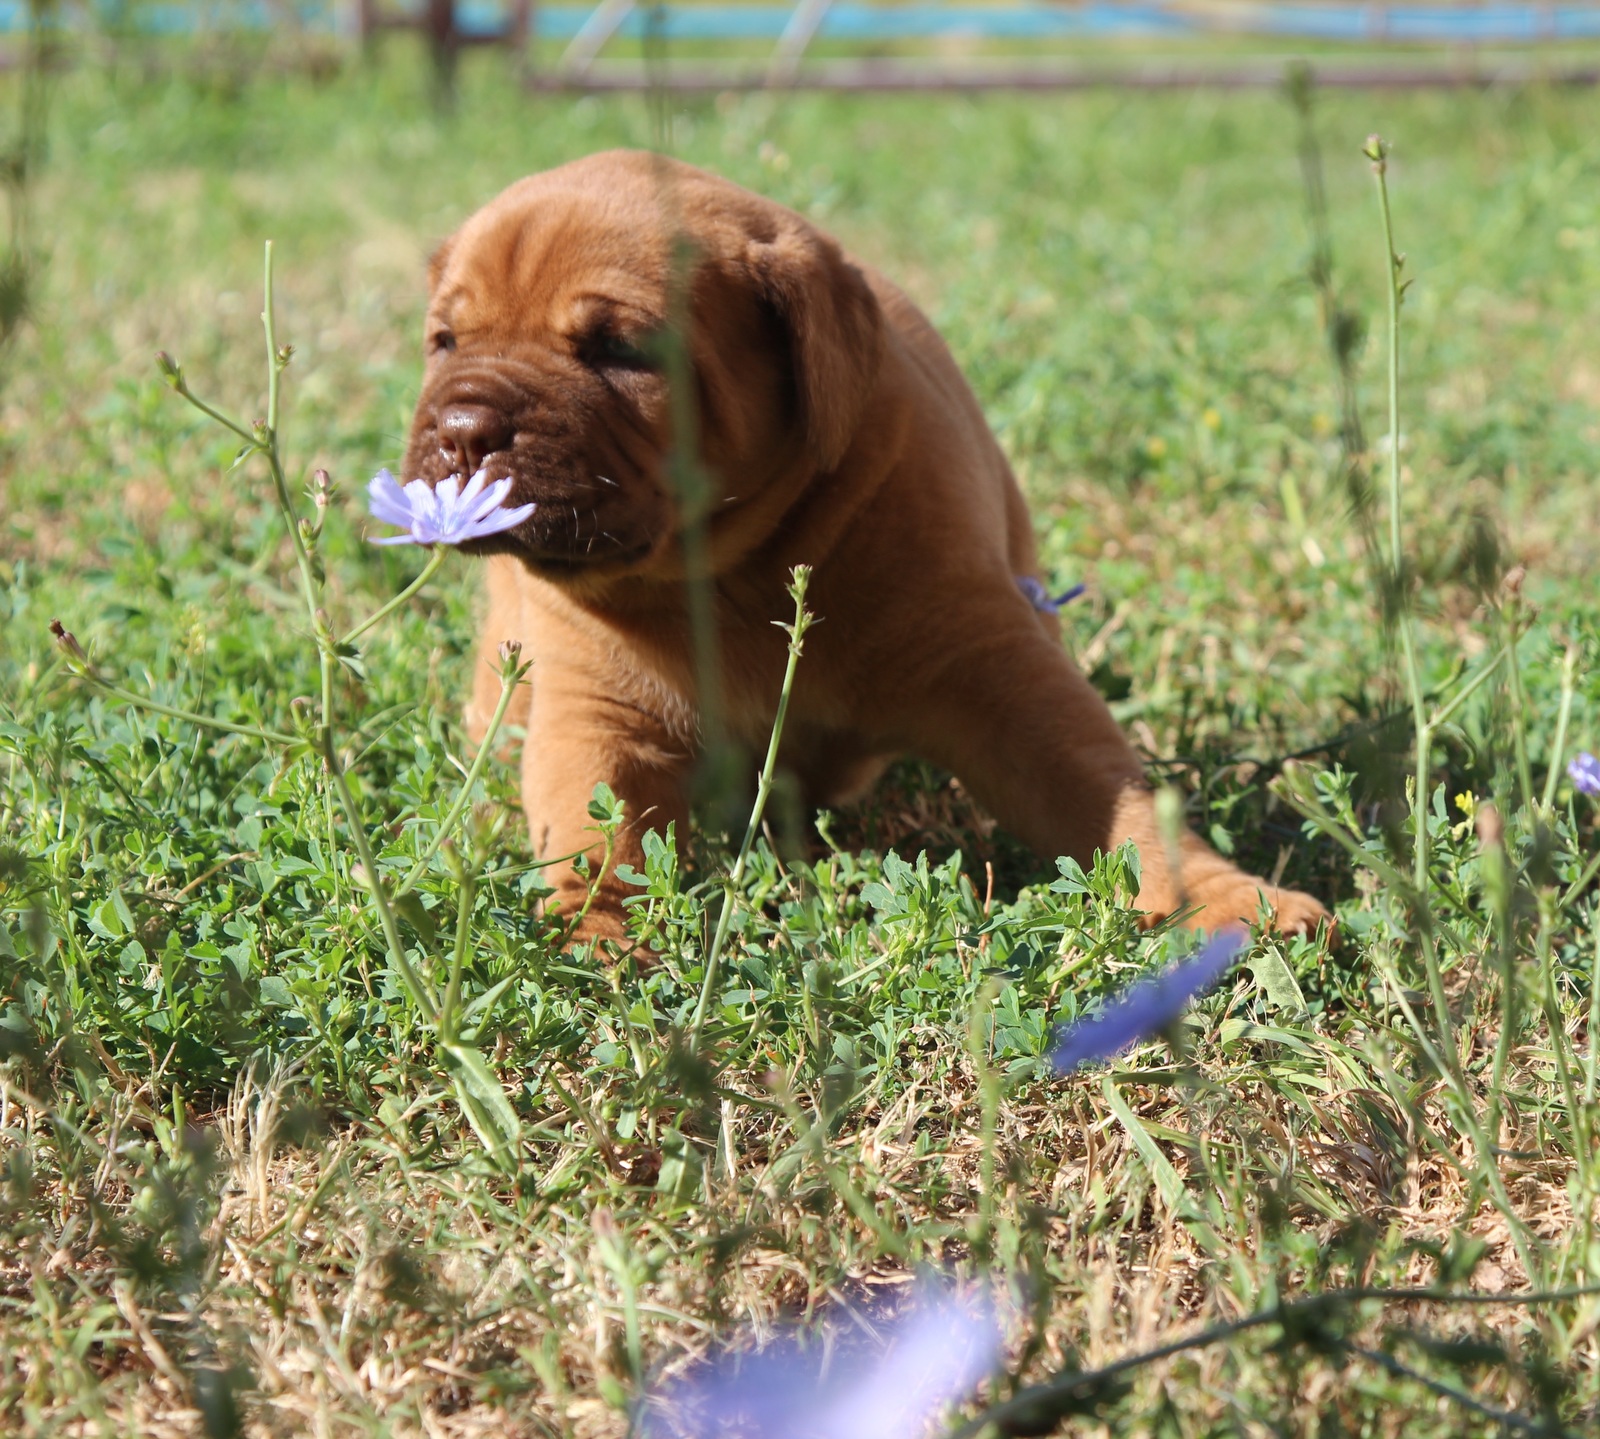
3,37,1600,1438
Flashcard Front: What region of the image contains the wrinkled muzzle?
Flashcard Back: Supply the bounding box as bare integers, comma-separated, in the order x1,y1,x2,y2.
403,357,675,572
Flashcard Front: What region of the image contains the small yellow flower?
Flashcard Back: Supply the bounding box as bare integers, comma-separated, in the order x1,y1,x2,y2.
1202,407,1221,431
1454,791,1476,818
1145,436,1168,459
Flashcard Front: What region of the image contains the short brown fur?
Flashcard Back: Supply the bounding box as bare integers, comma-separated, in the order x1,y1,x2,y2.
404,151,1330,941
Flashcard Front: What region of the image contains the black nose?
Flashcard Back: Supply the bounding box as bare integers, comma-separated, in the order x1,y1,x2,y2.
437,403,513,475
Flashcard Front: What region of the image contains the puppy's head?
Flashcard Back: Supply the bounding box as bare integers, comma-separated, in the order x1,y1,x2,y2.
403,150,885,582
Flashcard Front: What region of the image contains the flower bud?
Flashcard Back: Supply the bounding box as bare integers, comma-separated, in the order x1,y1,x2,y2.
312,468,332,510
1362,134,1388,166
49,618,88,667
154,351,183,389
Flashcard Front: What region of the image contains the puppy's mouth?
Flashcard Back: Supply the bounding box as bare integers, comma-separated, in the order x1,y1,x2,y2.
456,518,656,572
410,453,668,576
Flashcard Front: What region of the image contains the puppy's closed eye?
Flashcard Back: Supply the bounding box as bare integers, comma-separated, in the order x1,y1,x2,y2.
579,326,659,373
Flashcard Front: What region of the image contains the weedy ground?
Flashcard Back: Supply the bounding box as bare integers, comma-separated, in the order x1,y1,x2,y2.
3,37,1600,1438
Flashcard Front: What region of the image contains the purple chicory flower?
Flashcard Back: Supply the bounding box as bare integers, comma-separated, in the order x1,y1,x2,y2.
638,1283,1005,1439
1016,575,1086,615
1569,752,1600,798
366,467,534,547
1049,927,1248,1075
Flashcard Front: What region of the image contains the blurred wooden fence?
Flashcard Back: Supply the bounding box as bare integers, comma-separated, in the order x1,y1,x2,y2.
1,2,1597,89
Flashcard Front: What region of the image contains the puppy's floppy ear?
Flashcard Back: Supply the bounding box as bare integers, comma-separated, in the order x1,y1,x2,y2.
427,236,455,291
744,220,885,472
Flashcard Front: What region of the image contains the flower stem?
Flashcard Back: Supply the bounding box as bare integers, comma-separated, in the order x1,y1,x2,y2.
322,727,437,1020
1368,136,1460,1079
259,243,322,634
394,652,529,900
1540,644,1578,813
341,547,448,648
439,858,475,1042
689,566,813,1043
72,676,299,748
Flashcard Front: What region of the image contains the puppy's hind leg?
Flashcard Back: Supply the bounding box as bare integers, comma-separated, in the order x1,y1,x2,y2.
900,608,1330,937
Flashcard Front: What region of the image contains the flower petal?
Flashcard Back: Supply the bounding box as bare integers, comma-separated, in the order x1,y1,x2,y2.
1016,575,1086,615
404,477,446,543
465,476,517,525
1049,927,1246,1075
1569,752,1600,798
458,500,536,541
638,1283,1003,1439
367,469,416,528
457,466,490,512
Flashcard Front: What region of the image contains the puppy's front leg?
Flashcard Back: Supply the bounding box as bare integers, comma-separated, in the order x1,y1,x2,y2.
904,618,1329,936
466,556,535,749
519,676,692,941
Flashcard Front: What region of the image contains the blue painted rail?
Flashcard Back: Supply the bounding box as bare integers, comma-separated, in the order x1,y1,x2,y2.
535,2,1600,43
6,2,1598,91
4,1,1600,42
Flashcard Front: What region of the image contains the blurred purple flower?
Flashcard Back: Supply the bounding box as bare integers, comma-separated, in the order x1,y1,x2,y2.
1049,927,1247,1074
639,1283,1004,1439
366,467,534,547
1569,752,1600,798
1016,575,1086,615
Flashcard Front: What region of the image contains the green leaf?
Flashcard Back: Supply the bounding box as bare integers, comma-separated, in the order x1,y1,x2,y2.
1102,1078,1222,1256
457,974,517,1041
1219,1018,1319,1057
1248,946,1308,1017
442,1041,521,1169
390,890,437,947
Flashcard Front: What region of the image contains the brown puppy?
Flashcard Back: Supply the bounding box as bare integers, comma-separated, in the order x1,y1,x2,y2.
403,150,1330,941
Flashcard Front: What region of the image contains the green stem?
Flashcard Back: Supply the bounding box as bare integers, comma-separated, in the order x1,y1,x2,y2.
1502,597,1536,814
1369,138,1464,1090
1586,911,1600,1113
324,727,437,1022
341,547,449,648
1541,645,1578,814
394,657,528,900
438,860,475,1042
952,1283,1600,1439
1371,944,1536,1277
1559,849,1600,912
260,243,322,628
1368,141,1430,884
1427,642,1508,730
688,567,813,1042
779,1083,908,1259
171,386,260,449
1345,1342,1574,1438
1536,890,1588,1194
75,674,298,747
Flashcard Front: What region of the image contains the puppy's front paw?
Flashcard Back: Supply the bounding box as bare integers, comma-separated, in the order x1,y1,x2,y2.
1191,876,1333,941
